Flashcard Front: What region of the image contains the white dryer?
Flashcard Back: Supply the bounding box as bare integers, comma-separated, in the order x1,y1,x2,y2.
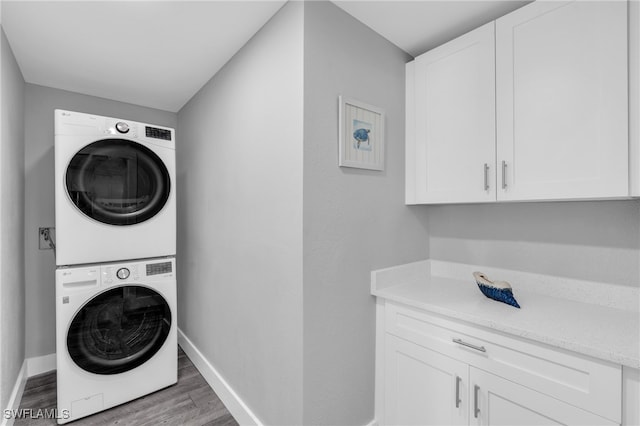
56,257,177,424
54,110,176,266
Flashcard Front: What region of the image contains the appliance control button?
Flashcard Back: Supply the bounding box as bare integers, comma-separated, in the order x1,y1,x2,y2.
116,268,130,280
115,122,130,133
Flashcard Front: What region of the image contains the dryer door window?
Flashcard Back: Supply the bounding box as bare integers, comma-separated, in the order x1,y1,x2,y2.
67,285,172,375
66,139,170,225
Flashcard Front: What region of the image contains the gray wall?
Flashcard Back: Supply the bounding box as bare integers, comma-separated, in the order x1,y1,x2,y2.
176,2,304,424
427,200,640,286
302,2,429,424
0,26,25,411
24,84,176,358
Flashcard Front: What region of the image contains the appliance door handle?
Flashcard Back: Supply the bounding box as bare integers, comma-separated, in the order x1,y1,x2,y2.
455,375,462,408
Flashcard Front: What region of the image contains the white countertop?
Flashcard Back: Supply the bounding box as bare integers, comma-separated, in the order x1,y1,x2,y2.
371,260,640,369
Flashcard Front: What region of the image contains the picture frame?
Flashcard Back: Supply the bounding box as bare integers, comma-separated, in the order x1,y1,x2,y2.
338,96,385,171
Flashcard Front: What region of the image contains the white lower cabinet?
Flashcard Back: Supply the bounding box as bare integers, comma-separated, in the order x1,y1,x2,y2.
385,335,468,426
470,368,616,426
380,303,623,426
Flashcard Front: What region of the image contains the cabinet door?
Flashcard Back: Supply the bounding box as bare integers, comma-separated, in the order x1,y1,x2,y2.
470,368,618,426
408,22,496,204
384,335,468,426
496,1,628,201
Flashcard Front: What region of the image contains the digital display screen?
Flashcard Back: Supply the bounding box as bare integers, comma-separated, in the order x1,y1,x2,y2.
146,261,172,276
145,126,172,141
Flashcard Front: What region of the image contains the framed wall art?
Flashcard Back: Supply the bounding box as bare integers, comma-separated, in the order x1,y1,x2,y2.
338,96,385,171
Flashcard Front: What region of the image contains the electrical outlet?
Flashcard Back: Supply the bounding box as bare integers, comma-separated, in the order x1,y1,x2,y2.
39,227,55,250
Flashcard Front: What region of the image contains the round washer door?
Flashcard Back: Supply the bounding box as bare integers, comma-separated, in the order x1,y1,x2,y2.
67,286,172,375
65,139,170,226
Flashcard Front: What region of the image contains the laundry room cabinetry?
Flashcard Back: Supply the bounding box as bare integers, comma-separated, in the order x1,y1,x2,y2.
405,22,496,204
406,0,634,204
380,303,621,426
495,0,628,201
384,335,468,425
468,368,618,426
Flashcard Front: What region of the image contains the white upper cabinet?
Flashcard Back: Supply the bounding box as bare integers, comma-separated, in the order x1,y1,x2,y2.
496,1,628,201
407,22,496,204
406,0,633,204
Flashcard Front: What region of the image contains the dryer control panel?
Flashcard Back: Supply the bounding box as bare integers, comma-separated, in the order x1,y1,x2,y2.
54,109,175,150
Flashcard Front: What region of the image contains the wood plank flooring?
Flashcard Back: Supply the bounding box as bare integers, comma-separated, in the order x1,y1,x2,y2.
13,347,237,426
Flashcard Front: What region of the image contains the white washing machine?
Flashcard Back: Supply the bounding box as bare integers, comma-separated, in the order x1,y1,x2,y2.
56,257,177,424
54,110,176,266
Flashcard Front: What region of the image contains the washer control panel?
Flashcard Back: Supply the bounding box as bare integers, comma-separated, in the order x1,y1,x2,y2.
100,259,174,286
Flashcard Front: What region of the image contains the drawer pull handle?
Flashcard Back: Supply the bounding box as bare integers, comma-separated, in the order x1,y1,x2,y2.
474,385,480,418
452,338,486,353
455,376,462,408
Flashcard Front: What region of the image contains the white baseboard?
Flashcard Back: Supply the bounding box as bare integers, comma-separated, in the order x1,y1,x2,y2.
1,360,27,426
177,328,262,426
26,353,56,377
1,353,56,426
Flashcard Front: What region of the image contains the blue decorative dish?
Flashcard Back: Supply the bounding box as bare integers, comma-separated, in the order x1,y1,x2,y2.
473,272,520,308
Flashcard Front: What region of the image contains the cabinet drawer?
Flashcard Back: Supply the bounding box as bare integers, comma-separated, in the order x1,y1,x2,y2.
385,302,622,423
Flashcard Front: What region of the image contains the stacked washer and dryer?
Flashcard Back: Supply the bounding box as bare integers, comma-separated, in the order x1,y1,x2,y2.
54,110,177,424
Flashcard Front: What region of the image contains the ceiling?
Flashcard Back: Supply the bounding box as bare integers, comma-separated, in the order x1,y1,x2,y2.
1,1,287,112
333,1,531,57
1,1,530,113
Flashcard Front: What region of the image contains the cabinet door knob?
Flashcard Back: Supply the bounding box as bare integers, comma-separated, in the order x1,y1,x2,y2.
455,375,462,408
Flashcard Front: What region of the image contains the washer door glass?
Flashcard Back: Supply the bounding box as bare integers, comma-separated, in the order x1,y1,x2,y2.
67,286,172,375
66,139,170,225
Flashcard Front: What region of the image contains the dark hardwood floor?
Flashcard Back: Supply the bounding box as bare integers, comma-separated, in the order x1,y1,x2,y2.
14,347,237,426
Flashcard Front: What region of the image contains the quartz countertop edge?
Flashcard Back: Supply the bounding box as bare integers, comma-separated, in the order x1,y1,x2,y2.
372,260,640,369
